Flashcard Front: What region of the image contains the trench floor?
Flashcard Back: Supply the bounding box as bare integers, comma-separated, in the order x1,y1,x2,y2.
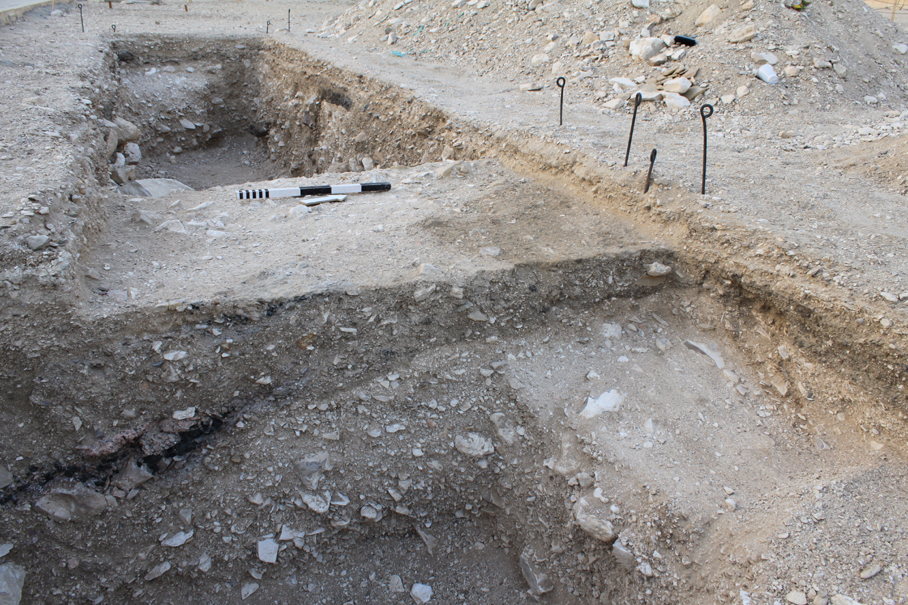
81,159,663,314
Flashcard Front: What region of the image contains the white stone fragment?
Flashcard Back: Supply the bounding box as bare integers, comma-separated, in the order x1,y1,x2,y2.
454,433,494,457
411,583,433,603
257,538,279,564
580,389,624,418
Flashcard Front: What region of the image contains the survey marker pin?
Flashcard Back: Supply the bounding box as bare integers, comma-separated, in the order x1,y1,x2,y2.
700,103,714,195
266,19,271,33
624,92,642,168
78,3,84,32
556,77,566,126
644,149,657,194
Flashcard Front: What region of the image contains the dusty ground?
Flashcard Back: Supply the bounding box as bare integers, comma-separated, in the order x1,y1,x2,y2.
1,0,908,604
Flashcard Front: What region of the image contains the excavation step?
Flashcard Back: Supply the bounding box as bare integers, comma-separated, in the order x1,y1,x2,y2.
80,159,671,315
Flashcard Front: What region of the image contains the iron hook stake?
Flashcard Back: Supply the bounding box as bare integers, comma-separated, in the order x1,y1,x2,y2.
287,9,290,33
78,3,84,32
111,24,115,33
266,19,270,34
624,92,642,167
700,104,714,195
644,148,657,193
556,77,566,126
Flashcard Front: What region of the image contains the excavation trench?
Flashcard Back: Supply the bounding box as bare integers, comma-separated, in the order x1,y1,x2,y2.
3,33,907,605
106,35,452,192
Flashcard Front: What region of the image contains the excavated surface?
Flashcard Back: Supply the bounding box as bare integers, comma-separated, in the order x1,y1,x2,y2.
1,1,908,604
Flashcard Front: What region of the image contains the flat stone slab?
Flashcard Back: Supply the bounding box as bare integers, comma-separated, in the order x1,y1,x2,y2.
120,178,195,198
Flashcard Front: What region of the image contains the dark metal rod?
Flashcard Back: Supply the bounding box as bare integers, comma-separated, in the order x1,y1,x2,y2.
644,149,657,193
624,92,642,167
556,77,565,126
700,104,714,195
266,19,270,34
287,9,290,33
78,3,84,32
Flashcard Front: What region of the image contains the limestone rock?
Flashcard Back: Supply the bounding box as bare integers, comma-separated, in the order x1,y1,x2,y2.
410,583,433,603
124,142,142,165
35,483,110,522
105,129,118,158
683,85,706,101
110,165,135,185
113,117,141,143
120,178,194,198
0,467,12,489
581,389,624,417
610,77,637,90
662,77,691,94
663,93,691,110
519,552,554,596
830,596,864,605
161,530,193,548
573,497,617,544
647,261,673,276
257,538,279,564
728,25,755,43
389,575,405,593
629,37,666,62
581,30,599,46
631,0,649,8
0,563,25,605
751,51,778,65
155,220,188,234
786,592,808,605
639,90,664,102
695,5,720,25
111,459,153,491
612,541,636,570
454,433,494,457
25,235,50,251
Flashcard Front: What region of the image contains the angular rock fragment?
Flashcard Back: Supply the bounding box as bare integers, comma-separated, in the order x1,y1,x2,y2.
454,433,494,457
519,551,554,596
35,482,110,522
573,497,617,544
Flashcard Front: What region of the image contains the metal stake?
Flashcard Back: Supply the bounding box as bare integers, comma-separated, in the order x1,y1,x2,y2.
644,149,657,193
287,9,290,32
624,92,642,167
111,24,115,32
78,3,84,32
266,19,270,33
700,104,714,195
556,77,566,126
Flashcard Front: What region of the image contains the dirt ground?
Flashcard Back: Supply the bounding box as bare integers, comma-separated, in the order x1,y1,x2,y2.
1,0,908,604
